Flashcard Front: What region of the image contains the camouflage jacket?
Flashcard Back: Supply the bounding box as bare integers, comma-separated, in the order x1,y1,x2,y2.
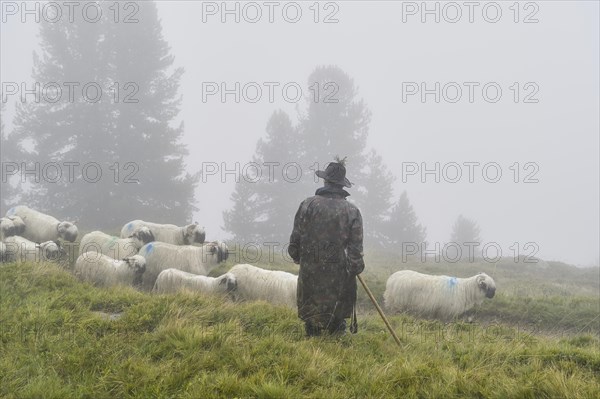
289,185,365,326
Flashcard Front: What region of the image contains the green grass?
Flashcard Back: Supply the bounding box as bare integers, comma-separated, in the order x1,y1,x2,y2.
1,261,599,398
212,245,600,337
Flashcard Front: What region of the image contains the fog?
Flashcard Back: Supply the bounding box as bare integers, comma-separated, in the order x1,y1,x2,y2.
1,1,598,266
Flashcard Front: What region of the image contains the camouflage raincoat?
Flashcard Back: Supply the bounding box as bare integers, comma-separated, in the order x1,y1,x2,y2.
289,184,365,331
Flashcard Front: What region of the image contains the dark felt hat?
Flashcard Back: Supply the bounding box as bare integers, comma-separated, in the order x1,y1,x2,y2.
315,162,353,188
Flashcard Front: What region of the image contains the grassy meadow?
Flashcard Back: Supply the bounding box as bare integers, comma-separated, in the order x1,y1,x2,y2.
0,245,598,398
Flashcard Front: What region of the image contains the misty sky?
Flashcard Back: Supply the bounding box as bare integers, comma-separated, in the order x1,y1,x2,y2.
1,1,599,265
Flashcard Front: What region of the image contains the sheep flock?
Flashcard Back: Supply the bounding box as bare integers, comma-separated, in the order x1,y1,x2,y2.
1,204,498,321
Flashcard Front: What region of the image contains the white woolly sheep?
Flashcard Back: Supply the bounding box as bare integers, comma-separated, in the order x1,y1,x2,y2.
74,253,146,287
6,205,78,242
0,217,15,240
383,270,496,319
79,227,155,258
153,268,237,296
137,241,229,290
2,235,62,263
228,264,298,308
120,220,205,245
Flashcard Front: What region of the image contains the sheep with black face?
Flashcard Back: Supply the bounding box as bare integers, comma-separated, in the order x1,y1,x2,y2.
153,268,237,296
2,235,63,263
137,241,228,291
74,253,146,287
6,205,78,242
384,270,496,320
120,220,205,245
228,264,298,308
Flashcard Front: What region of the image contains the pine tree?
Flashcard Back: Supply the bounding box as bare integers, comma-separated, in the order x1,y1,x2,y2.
448,214,481,261
298,66,370,175
298,66,395,245
223,177,260,244
386,191,427,251
450,214,481,243
223,66,396,248
360,150,396,247
0,101,21,214
224,110,302,244
253,110,306,243
11,1,197,229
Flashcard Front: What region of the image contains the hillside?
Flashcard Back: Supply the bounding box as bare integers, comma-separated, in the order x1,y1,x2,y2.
1,260,599,398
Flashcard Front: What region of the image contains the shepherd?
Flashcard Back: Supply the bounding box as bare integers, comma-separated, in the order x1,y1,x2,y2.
289,157,365,336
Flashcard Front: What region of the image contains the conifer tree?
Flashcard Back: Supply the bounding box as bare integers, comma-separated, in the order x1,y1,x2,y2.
448,214,482,261
11,1,197,228
0,101,21,214
360,150,396,247
385,191,427,251
450,214,481,244
224,66,396,247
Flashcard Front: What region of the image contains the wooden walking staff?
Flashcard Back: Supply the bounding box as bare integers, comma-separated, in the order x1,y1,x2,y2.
357,274,402,347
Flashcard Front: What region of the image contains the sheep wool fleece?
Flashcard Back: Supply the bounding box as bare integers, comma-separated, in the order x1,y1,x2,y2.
289,185,365,332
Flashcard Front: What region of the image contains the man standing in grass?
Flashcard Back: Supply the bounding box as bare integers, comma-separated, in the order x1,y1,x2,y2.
289,157,365,336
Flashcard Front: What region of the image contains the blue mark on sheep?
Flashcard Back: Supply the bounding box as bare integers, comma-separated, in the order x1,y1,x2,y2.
447,277,458,288
127,222,133,231
6,207,15,216
144,243,154,255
